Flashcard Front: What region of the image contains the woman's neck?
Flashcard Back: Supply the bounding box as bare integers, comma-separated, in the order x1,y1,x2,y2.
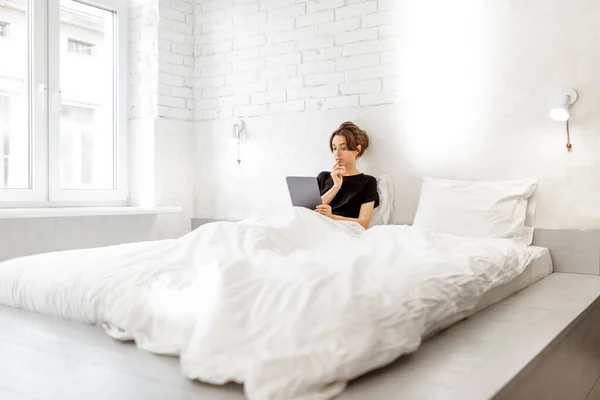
343,163,360,176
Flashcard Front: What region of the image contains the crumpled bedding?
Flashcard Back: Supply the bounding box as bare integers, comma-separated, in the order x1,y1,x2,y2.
0,207,533,400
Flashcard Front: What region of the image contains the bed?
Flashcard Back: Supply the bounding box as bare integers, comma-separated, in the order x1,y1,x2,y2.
425,245,553,339
0,176,545,400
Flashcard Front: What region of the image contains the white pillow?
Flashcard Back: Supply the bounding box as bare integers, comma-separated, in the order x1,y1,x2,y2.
369,175,395,228
412,177,538,244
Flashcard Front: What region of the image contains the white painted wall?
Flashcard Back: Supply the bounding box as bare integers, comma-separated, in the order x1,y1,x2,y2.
194,106,405,220
193,0,600,229
0,214,180,262
154,117,194,232
128,0,194,230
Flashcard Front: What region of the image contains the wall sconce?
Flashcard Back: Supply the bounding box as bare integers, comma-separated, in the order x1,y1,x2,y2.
231,119,246,164
549,88,578,151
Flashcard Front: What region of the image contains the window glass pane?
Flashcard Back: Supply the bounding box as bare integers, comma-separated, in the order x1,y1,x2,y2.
60,131,73,186
60,0,115,190
81,131,93,184
0,0,31,189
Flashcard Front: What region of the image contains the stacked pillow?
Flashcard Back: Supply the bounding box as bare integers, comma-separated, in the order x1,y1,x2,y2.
369,175,395,228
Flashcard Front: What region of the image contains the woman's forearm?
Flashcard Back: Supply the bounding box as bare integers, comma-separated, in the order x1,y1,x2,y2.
321,185,341,205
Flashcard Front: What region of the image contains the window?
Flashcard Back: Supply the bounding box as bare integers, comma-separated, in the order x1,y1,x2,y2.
67,38,95,56
0,21,9,37
0,0,128,206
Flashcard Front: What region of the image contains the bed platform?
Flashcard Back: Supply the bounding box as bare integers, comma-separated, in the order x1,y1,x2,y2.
1,272,599,400
341,273,600,400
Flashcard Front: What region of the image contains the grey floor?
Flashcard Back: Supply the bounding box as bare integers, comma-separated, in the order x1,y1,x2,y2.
3,273,600,400
0,305,245,400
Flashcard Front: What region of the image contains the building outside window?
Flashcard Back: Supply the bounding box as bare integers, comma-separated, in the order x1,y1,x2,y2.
67,38,95,56
0,21,10,37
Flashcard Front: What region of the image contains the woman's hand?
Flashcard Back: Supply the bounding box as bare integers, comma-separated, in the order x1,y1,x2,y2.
315,204,334,219
330,162,346,188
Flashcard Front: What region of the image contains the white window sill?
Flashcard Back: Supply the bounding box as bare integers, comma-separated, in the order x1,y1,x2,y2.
0,206,183,219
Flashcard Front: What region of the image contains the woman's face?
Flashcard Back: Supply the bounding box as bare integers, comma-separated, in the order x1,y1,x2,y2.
331,135,360,166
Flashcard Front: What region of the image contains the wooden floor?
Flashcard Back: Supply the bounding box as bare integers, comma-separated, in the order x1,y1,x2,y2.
2,273,600,400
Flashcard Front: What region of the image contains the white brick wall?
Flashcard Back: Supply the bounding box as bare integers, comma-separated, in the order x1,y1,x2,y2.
131,1,400,122
193,0,401,120
130,0,195,121
129,1,160,120
158,0,195,120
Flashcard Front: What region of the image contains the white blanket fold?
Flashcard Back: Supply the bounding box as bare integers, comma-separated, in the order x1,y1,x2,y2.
0,207,533,400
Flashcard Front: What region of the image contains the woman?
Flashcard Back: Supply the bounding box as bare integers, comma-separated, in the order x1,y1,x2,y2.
315,121,380,229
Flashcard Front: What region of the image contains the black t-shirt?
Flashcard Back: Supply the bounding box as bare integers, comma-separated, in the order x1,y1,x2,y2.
317,171,380,219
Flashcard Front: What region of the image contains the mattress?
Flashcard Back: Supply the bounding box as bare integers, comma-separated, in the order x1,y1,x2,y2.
424,245,553,338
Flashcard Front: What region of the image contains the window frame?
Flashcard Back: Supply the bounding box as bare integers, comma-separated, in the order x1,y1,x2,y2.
0,93,14,188
0,0,47,204
0,0,129,207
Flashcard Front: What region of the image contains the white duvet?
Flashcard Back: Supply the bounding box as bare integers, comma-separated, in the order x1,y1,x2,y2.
0,207,534,400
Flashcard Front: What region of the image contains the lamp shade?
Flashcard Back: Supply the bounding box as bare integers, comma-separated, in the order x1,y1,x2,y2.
549,104,570,122
230,120,245,142
549,89,578,122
